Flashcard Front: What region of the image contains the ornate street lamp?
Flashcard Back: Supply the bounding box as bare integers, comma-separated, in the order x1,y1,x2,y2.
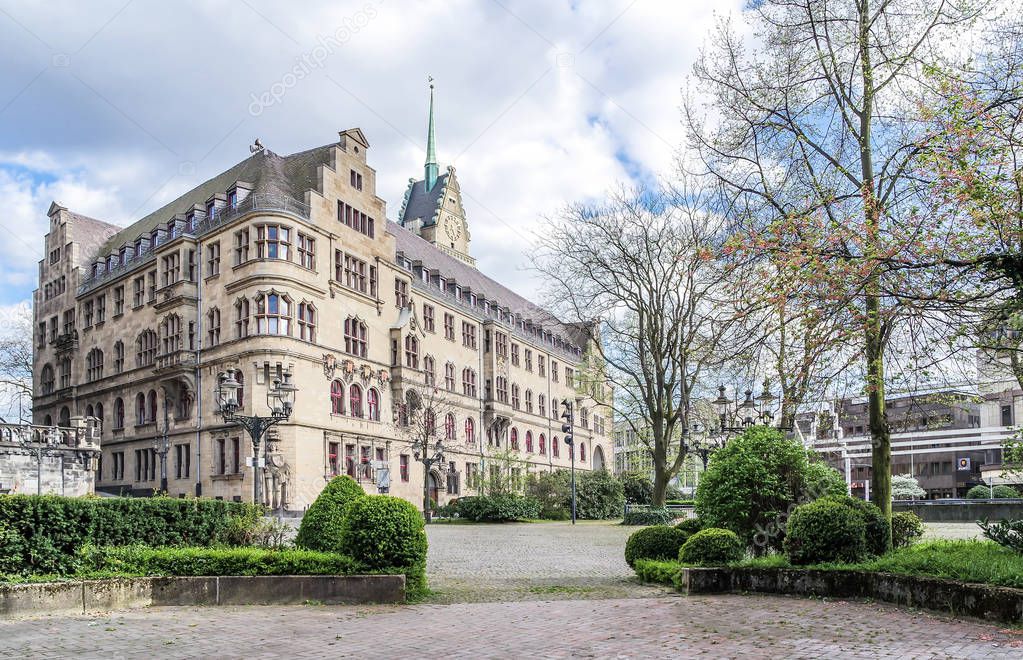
215,368,297,506
712,379,793,436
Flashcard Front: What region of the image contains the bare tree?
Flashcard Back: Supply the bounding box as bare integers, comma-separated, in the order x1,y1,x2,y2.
686,0,989,522
391,383,462,522
0,304,33,423
532,183,752,505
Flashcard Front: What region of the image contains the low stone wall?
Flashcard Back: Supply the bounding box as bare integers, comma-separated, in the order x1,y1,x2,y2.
678,567,1023,623
0,575,405,619
893,500,1023,523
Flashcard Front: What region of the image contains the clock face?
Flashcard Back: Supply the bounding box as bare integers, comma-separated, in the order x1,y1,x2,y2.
445,217,462,242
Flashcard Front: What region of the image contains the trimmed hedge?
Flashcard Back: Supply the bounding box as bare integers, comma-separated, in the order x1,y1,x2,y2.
622,508,674,526
295,476,366,552
966,484,1019,499
679,528,744,566
819,495,890,556
78,544,359,577
633,558,684,587
624,525,687,568
455,495,541,522
784,499,867,565
674,517,704,537
0,495,260,576
341,496,428,598
891,511,924,549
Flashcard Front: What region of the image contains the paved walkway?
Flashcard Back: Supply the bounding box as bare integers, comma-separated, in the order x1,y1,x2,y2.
1,521,1019,658
3,594,1021,658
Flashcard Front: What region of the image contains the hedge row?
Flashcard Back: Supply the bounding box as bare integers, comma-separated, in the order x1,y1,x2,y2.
78,545,359,577
0,495,259,576
454,495,541,522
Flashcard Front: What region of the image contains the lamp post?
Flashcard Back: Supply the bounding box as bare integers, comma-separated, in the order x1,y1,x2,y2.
711,379,793,436
153,389,171,494
413,436,451,524
561,400,576,525
214,368,297,507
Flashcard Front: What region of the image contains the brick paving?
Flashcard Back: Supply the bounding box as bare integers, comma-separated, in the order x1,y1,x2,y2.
1,521,1020,658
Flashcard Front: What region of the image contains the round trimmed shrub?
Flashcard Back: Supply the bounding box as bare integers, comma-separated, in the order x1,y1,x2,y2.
295,476,366,552
891,511,924,548
783,499,867,565
674,517,704,538
624,525,687,567
679,528,744,566
819,495,890,556
966,484,1019,499
341,496,428,598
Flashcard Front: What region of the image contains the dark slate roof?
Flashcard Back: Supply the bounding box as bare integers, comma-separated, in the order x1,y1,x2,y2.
388,220,588,348
93,144,335,258
399,174,448,227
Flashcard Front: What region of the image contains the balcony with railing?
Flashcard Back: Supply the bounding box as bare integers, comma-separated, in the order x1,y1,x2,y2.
154,349,198,373
79,193,311,294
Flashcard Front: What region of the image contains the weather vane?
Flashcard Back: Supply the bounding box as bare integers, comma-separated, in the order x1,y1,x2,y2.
428,75,434,89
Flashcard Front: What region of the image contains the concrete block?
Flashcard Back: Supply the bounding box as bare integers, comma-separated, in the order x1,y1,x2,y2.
83,578,152,613
0,581,83,618
300,575,405,604
217,576,304,606
151,576,218,606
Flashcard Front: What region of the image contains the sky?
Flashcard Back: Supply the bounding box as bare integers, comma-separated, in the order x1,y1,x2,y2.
0,0,742,317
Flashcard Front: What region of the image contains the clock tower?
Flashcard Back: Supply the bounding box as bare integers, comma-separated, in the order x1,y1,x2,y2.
398,83,474,267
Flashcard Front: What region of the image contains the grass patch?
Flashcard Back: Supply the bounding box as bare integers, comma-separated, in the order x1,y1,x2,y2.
633,558,684,587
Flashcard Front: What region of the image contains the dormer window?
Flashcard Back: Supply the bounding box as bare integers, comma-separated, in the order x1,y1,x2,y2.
206,201,216,218
186,212,195,231
228,190,238,209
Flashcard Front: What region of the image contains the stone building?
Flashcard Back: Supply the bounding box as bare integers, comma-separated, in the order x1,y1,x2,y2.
31,91,612,511
0,419,100,496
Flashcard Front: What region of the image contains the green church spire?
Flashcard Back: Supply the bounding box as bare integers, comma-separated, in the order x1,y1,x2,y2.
425,78,439,192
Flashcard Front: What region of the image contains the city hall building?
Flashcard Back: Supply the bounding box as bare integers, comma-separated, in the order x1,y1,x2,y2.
31,92,612,511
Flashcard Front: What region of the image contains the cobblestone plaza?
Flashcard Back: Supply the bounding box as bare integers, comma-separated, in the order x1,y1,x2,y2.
1,522,1020,659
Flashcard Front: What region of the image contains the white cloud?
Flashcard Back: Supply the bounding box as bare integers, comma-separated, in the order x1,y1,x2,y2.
0,0,742,304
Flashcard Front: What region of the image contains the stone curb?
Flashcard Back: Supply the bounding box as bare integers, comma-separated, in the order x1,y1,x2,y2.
679,567,1023,623
0,575,405,619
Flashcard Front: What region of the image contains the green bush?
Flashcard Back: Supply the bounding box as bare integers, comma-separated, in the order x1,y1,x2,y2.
0,522,23,575
0,494,260,576
624,525,687,567
665,499,694,506
819,495,890,556
539,506,571,521
455,495,541,522
694,427,847,552
574,470,626,519
295,476,366,552
783,499,867,565
674,517,704,537
978,518,1023,553
966,484,1019,499
77,544,358,577
621,472,654,505
622,508,674,526
891,511,924,549
679,528,744,566
341,496,428,598
632,558,683,586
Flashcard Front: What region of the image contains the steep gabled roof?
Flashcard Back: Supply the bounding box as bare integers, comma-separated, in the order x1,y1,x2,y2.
398,174,449,228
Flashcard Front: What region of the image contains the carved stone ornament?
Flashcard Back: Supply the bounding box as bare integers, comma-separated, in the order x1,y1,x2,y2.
322,353,338,379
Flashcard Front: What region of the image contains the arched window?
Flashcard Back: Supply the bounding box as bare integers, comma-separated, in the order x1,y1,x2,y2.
445,413,456,440
465,417,475,445
511,384,520,410
462,368,477,397
135,329,157,367
43,414,52,426
580,442,586,462
85,404,94,418
207,309,221,347
525,430,533,453
59,406,70,427
525,389,533,414
344,317,367,357
235,298,250,338
147,390,157,422
41,364,54,394
444,362,455,391
349,383,363,418
330,380,344,414
424,409,436,435
94,402,103,428
135,393,146,425
404,335,419,369
423,356,436,386
539,433,546,455
114,397,124,429
367,388,380,421
298,302,316,342
551,398,559,420
551,435,559,458
538,395,546,417
510,427,519,450
255,292,291,335
161,314,182,354
86,348,104,381
113,341,124,373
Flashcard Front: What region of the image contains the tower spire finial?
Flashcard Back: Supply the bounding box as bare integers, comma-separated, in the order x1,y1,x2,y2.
425,76,439,191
